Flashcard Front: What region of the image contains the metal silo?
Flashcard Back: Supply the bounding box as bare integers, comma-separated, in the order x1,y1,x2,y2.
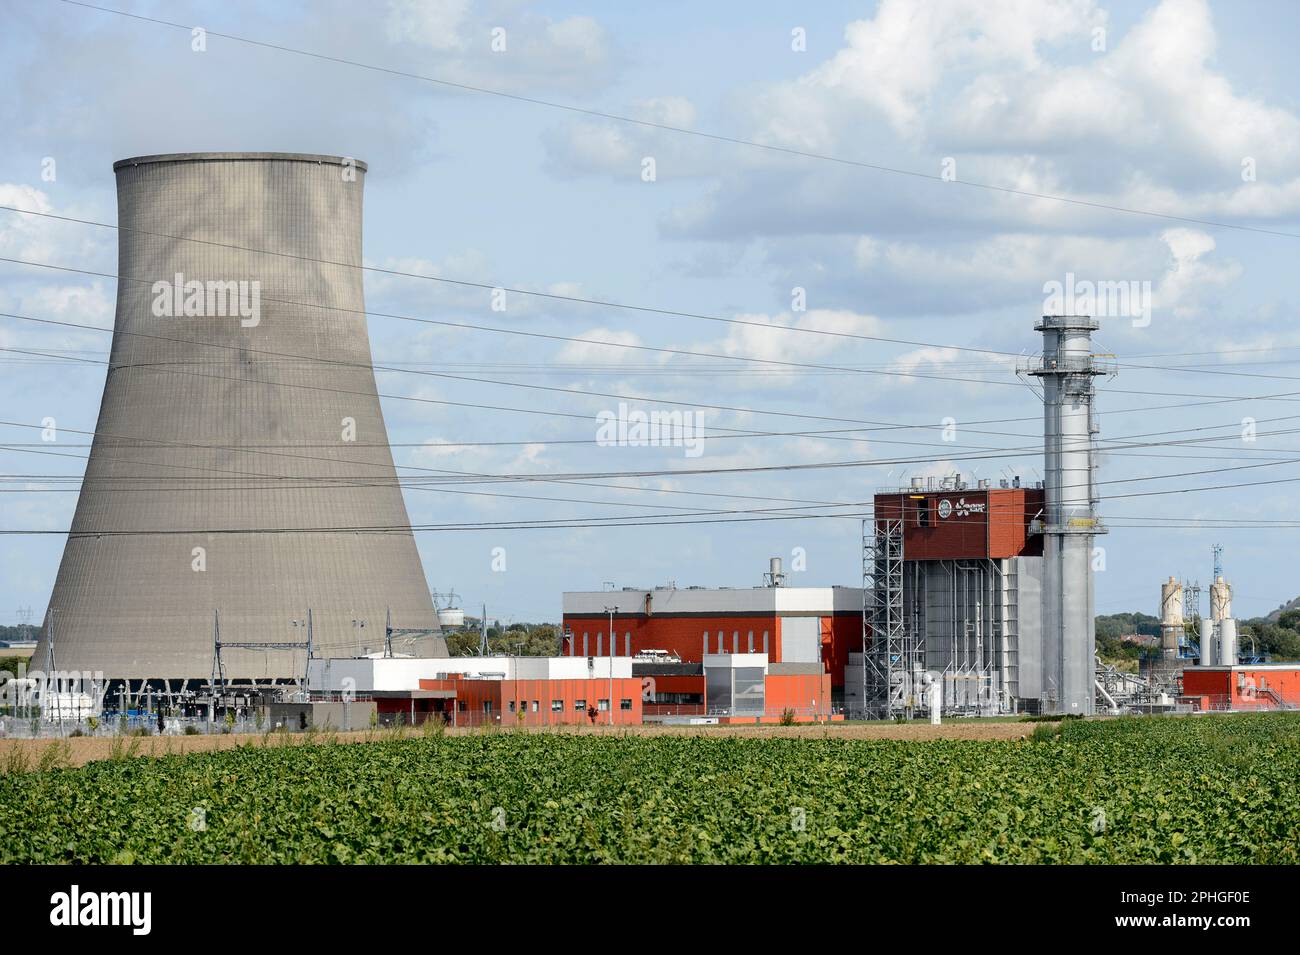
33,153,446,688
1160,577,1184,659
1217,617,1238,667
1210,575,1232,623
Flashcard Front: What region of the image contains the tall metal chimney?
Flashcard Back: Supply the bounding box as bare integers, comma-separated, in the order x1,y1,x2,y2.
1030,315,1105,715
33,153,447,683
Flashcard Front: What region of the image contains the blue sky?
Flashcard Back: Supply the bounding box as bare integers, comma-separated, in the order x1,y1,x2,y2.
4,0,1300,626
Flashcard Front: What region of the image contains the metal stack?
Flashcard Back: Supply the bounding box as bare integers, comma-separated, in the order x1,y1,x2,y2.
1029,315,1106,715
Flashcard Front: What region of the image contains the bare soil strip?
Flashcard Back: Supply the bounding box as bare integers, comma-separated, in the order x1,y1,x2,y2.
0,720,1036,770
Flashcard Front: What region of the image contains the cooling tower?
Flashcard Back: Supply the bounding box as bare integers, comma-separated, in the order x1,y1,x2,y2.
34,153,446,683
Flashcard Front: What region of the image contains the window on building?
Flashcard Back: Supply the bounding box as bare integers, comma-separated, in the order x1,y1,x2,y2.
551,700,563,712
531,700,539,713
458,701,466,712
508,700,516,713
574,698,586,711
917,503,930,527
483,700,493,714
620,699,632,711
598,699,610,711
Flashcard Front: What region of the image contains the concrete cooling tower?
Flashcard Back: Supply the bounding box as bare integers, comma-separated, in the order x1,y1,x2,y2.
34,152,446,685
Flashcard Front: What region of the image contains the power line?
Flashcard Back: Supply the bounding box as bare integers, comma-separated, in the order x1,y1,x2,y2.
8,325,1300,466
51,0,1300,242
7,397,1300,507
11,257,1300,414
0,204,1028,359
0,309,1042,435
9,206,1300,386
0,260,1053,401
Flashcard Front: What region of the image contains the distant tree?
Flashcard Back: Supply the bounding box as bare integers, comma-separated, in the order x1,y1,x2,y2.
1240,621,1300,661
1095,612,1161,642
1277,609,1300,632
444,630,481,656
446,621,563,657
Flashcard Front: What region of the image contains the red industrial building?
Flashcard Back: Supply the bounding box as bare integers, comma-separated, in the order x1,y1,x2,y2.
418,673,643,727
562,580,860,680
871,485,1045,561
856,479,1049,716
562,570,858,716
1181,665,1300,712
309,657,641,727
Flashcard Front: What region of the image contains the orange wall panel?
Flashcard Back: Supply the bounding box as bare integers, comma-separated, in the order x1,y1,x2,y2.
1182,667,1300,708
418,675,642,726
764,672,832,714
562,610,861,688
561,613,779,663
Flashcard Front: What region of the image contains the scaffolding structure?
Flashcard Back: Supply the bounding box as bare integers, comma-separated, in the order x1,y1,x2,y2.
862,515,919,719
383,606,442,659
209,609,314,699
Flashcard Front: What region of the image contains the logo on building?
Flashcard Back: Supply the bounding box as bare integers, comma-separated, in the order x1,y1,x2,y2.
937,497,985,519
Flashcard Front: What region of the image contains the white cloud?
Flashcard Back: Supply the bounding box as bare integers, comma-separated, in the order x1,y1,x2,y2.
1154,228,1241,318
752,0,1102,143
555,327,645,365
948,0,1300,182
663,0,1300,247
385,0,472,52
844,227,1243,323
703,308,886,363
383,3,613,92
0,184,57,261
543,96,711,180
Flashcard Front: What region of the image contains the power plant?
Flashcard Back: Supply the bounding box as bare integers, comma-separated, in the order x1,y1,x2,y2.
31,153,446,700
863,477,1046,718
858,315,1108,718
12,157,1300,730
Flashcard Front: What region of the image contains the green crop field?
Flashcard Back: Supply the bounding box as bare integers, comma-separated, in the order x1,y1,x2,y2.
2,713,1299,864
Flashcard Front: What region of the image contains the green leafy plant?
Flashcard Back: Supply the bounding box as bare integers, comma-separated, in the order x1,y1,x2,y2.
3,713,1299,864
1030,721,1062,742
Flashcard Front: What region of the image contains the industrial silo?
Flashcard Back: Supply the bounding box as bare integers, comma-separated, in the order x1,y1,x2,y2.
33,153,446,688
